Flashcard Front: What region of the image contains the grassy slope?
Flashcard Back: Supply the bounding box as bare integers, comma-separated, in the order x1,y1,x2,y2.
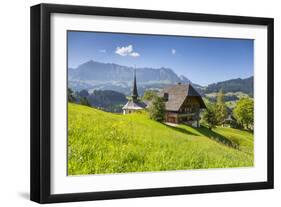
68,103,254,175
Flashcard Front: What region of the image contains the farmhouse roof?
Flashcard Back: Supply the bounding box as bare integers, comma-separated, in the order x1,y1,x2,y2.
159,83,206,111
122,100,147,110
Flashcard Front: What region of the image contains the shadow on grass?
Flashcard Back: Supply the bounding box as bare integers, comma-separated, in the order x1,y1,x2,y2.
163,124,199,136
195,126,239,149
164,123,239,149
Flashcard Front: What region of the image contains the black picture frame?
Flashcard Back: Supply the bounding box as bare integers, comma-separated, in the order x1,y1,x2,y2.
30,3,274,204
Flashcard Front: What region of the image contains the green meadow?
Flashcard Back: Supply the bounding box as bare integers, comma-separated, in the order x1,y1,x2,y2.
68,103,254,175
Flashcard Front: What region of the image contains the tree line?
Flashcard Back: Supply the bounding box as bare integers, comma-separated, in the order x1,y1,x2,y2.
68,88,91,106
69,87,253,131
202,89,253,131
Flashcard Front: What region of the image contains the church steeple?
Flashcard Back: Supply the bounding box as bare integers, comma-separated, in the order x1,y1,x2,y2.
122,68,147,114
132,69,138,101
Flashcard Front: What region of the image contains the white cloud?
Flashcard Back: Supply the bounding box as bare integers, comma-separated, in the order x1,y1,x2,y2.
115,45,140,57
115,45,133,56
171,49,176,55
99,49,106,53
130,52,140,57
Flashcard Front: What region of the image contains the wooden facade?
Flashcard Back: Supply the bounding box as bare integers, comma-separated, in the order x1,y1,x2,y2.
160,84,206,127
165,97,202,127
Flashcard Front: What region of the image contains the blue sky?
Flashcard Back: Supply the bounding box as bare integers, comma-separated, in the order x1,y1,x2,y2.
68,31,253,86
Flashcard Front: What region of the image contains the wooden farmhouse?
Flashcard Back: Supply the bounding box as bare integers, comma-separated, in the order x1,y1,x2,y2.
159,83,206,127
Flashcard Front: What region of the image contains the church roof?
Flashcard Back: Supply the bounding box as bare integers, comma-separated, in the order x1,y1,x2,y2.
132,69,138,101
122,100,147,110
159,83,206,111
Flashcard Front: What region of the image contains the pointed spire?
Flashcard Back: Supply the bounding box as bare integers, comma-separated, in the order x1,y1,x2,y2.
132,68,138,101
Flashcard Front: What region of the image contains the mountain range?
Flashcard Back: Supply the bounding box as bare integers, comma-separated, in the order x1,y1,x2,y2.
205,76,253,97
68,60,191,95
68,60,253,97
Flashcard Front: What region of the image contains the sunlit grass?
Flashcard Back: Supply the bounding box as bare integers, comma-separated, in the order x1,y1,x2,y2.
68,103,254,175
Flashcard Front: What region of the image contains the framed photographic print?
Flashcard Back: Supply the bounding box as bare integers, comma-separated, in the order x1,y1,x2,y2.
30,3,274,203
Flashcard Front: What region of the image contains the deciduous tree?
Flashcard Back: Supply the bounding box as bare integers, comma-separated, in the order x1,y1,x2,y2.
143,90,157,101
149,96,165,122
202,103,219,130
215,89,228,125
233,98,254,130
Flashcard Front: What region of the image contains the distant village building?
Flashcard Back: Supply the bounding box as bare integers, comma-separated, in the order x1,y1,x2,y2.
159,83,206,127
122,70,147,114
223,107,236,127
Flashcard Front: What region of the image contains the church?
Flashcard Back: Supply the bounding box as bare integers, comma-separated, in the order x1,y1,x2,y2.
122,70,147,114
